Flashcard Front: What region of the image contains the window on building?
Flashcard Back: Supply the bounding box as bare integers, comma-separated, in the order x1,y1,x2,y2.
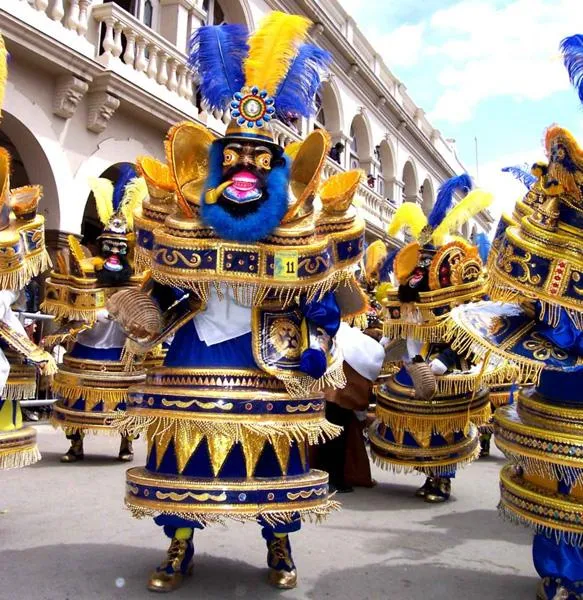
143,0,153,27
105,0,138,16
203,0,226,25
314,93,325,130
349,125,359,171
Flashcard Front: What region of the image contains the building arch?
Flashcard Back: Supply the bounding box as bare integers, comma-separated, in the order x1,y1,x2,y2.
81,162,137,249
204,0,253,28
421,176,434,214
314,79,342,135
0,111,61,231
377,139,396,200
348,113,373,170
72,137,161,236
402,159,418,203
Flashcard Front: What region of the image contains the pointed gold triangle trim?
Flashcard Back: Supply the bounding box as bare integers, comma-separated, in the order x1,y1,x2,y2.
271,436,292,475
175,426,204,474
153,425,175,470
297,440,308,472
207,434,235,476
240,428,266,477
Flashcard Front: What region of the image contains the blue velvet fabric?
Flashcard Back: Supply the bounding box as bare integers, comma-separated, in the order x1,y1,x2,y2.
300,291,341,337
538,306,583,355
299,347,327,379
68,342,123,361
533,533,583,596
164,320,256,369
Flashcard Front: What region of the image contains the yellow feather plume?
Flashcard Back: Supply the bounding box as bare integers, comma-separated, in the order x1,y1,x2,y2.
387,202,428,239
284,141,301,160
120,177,148,231
365,239,386,280
88,177,114,227
244,12,312,96
432,189,494,246
0,35,7,119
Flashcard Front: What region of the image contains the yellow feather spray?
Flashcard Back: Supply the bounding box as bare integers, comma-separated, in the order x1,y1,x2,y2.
387,202,428,239
365,239,386,279
432,189,494,245
244,12,312,95
0,35,7,119
120,177,148,231
284,141,301,160
88,177,114,227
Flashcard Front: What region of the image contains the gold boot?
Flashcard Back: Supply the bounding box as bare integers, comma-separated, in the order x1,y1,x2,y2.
266,534,297,590
60,435,84,463
147,533,194,593
118,436,134,462
425,477,451,503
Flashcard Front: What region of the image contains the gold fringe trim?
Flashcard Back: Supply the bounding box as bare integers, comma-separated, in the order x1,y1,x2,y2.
52,381,128,410
490,391,513,407
444,317,540,385
0,444,41,470
152,269,352,308
280,359,347,398
40,301,100,324
370,443,480,476
112,412,341,446
125,498,341,528
50,419,122,436
345,313,368,330
0,250,51,291
0,381,36,401
499,450,583,488
498,503,583,548
383,318,447,343
375,402,492,439
133,245,152,274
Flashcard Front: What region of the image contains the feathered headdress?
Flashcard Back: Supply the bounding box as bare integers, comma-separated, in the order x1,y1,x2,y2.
561,34,583,104
188,13,332,143
388,174,493,284
501,165,538,190
88,164,147,237
388,174,488,246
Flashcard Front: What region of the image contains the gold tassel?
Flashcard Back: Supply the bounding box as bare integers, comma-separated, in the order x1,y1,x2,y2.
0,445,41,470
126,498,341,528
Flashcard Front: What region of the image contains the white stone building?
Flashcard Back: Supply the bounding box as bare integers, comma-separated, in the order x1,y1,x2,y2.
0,0,493,251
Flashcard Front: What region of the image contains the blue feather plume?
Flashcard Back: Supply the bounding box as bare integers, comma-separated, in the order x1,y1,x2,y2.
475,232,491,264
274,44,332,119
378,249,398,282
501,165,536,189
188,24,249,111
113,164,137,211
561,34,583,104
428,174,473,229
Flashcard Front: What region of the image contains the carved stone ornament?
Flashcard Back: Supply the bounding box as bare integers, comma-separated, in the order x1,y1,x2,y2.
86,92,120,134
53,75,89,120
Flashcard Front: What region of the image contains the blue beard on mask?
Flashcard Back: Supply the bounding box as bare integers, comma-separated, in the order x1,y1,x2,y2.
201,141,291,243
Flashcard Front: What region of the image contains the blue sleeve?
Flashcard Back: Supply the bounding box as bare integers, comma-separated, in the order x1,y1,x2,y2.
538,305,583,355
300,291,341,337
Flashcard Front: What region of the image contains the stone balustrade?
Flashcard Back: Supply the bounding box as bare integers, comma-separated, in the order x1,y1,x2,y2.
18,0,93,36
92,2,195,104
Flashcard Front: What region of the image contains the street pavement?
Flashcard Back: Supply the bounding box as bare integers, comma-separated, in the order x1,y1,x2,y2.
0,425,535,600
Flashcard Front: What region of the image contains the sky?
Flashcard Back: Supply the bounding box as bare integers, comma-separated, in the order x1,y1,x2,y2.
338,0,583,218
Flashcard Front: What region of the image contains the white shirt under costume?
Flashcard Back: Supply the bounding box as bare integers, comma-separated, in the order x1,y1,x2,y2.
193,284,252,347
0,290,28,393
334,322,385,383
76,310,127,349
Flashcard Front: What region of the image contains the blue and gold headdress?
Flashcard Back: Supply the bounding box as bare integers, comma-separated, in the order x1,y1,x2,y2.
188,12,332,145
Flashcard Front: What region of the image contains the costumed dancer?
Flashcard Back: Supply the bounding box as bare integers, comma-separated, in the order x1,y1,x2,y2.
369,175,500,502
444,35,583,599
105,13,367,592
312,239,386,492
0,35,56,469
42,168,148,462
